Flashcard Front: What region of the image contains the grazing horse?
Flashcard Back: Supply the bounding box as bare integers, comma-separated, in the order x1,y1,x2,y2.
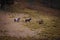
14,18,20,22
38,20,43,24
25,18,31,22
0,0,14,8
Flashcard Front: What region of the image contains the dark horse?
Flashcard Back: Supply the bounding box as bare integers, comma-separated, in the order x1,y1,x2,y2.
38,20,43,24
0,0,14,9
25,18,31,22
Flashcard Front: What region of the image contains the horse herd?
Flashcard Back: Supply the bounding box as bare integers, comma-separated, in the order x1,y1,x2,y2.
14,18,43,24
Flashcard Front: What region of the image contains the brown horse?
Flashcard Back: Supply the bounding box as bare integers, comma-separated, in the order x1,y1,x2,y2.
25,18,31,22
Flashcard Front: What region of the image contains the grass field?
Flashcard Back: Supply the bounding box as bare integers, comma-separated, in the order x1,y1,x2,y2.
0,2,60,40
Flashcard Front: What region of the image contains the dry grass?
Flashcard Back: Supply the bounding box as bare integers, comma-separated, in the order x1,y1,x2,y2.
0,2,60,40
